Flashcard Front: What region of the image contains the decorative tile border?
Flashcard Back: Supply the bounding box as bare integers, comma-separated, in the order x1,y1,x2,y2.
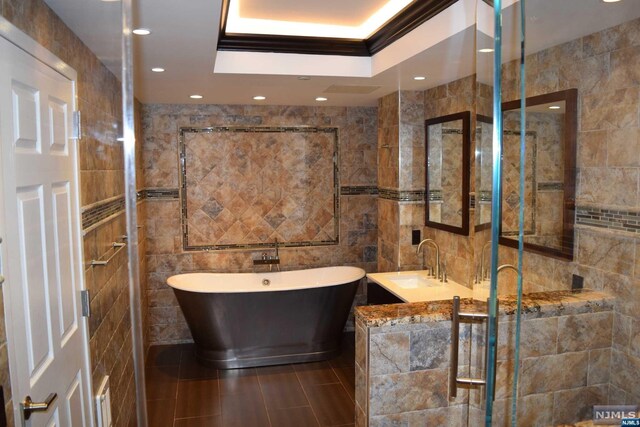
478,191,492,202
537,182,564,191
576,207,640,234
144,188,179,199
427,189,443,202
82,188,179,231
340,186,379,196
378,188,426,202
82,196,126,230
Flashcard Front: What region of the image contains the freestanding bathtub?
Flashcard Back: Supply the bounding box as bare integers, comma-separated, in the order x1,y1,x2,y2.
167,266,365,369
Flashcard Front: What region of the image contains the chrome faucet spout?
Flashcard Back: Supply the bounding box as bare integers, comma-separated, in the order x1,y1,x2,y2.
481,240,492,280
416,238,440,280
497,264,518,274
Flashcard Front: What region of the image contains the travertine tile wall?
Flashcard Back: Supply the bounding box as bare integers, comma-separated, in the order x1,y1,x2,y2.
142,104,378,344
377,91,427,273
495,17,640,406
0,1,146,425
377,93,401,272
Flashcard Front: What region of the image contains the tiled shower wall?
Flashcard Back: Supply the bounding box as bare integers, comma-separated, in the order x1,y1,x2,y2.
142,104,378,344
0,1,146,425
496,17,640,406
377,91,427,274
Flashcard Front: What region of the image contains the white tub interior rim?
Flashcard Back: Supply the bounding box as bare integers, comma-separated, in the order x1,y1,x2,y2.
167,266,366,293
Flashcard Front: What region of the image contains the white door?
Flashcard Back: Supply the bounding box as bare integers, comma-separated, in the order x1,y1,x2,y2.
0,35,92,426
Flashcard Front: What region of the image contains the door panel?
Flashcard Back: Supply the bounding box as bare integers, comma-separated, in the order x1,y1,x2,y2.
0,34,91,426
16,186,54,381
51,182,77,343
47,97,68,155
11,82,41,154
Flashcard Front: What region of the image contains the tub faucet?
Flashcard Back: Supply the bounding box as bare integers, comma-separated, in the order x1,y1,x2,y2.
416,239,441,281
252,239,281,272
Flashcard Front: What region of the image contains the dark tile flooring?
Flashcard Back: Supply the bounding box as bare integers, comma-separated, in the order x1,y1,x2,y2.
145,334,356,427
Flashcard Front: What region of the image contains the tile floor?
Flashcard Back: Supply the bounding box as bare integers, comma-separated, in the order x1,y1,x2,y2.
145,334,356,427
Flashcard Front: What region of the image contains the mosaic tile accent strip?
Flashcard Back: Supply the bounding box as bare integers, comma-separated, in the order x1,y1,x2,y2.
378,188,426,202
470,193,475,209
82,197,126,230
145,188,180,199
340,186,379,196
478,191,492,202
82,188,180,230
576,207,640,234
427,189,443,202
537,182,564,191
179,126,340,251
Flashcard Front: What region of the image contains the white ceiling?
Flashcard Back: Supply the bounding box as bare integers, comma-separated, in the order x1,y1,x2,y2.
43,0,640,107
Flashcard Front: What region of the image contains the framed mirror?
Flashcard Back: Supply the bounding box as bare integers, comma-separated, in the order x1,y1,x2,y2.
425,111,471,236
499,89,578,260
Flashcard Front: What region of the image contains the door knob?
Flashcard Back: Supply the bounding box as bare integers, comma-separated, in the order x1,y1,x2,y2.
21,393,57,420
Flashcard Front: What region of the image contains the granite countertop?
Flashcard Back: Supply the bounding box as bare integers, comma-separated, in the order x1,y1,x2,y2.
354,289,615,327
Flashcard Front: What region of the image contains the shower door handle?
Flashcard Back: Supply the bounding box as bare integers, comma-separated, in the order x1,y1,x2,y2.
449,296,498,400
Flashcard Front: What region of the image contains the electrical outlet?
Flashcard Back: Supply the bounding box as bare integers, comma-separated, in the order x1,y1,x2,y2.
412,229,421,245
572,274,584,291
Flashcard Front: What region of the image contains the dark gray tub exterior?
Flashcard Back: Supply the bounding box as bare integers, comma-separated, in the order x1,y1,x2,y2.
172,278,360,369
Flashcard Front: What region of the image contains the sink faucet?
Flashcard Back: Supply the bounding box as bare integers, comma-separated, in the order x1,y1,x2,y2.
480,240,492,281
416,238,441,281
253,238,281,272
497,264,518,274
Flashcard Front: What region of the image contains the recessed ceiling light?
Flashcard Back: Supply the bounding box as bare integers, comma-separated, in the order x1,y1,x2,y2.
151,67,165,73
132,28,151,35
478,48,494,53
413,76,426,81
315,97,328,102
602,0,621,3
298,76,311,81
549,105,561,109
253,96,266,101
190,94,203,99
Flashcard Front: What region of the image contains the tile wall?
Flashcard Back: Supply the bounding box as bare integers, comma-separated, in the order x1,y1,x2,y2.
377,91,427,274
0,1,147,425
142,104,378,344
495,16,640,406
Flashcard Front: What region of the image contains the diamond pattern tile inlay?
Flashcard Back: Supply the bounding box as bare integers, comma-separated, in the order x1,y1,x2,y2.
180,127,339,249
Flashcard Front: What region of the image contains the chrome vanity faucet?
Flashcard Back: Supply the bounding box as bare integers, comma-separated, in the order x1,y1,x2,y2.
416,238,443,282
497,264,518,274
253,238,281,272
480,240,492,281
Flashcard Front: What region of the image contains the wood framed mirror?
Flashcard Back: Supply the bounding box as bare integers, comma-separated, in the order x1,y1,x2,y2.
499,88,578,260
425,111,471,236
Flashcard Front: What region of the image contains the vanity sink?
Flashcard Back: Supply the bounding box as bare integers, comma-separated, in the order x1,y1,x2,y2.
387,274,440,289
367,271,475,303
